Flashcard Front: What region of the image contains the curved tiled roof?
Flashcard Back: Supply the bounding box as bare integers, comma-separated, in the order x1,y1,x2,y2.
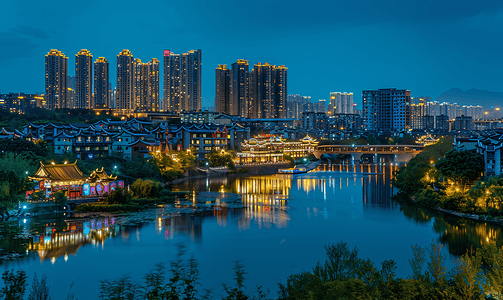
32,161,85,181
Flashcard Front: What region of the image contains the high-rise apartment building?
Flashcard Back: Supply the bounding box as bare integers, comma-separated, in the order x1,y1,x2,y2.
133,58,148,112
250,63,273,118
148,58,160,112
163,50,181,112
181,50,202,112
328,92,353,115
409,97,427,129
116,49,134,112
75,49,93,109
215,65,231,114
362,88,411,132
315,99,326,113
274,65,287,118
249,63,287,118
66,75,75,109
231,59,249,117
94,57,109,109
163,49,202,112
45,49,68,109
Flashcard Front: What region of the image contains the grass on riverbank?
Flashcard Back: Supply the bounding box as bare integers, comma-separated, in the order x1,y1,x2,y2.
74,189,192,213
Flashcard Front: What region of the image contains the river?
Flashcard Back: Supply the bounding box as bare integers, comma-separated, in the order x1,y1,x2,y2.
0,163,500,299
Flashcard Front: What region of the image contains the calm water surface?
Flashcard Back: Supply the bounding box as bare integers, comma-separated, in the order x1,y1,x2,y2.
0,163,500,299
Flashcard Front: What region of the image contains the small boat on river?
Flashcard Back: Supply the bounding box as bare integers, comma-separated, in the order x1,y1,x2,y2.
279,166,308,174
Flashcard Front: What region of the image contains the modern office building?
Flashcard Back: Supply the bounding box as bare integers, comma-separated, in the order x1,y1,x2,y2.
215,64,231,114
328,92,353,115
231,59,249,117
362,88,411,132
45,49,68,109
94,57,109,109
75,49,93,109
148,58,160,112
163,49,201,112
116,49,134,112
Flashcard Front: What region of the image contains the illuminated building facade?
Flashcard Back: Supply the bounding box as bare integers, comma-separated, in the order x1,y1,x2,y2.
94,57,109,109
116,50,134,112
75,49,93,109
28,162,117,198
163,50,181,112
163,49,202,113
249,63,288,119
133,58,149,112
328,92,353,115
362,88,410,132
148,58,160,112
215,64,231,114
410,97,427,129
181,50,202,112
302,112,328,130
45,49,68,109
238,135,318,163
0,93,41,114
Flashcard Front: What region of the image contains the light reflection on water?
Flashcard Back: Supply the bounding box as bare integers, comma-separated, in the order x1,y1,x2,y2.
0,163,502,299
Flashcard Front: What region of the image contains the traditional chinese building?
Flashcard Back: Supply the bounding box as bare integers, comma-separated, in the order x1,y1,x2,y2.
29,162,118,199
238,135,319,163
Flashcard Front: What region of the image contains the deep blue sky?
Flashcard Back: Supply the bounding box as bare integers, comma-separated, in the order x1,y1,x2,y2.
1,0,502,109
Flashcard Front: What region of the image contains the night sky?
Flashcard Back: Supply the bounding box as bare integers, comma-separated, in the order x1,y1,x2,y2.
1,0,502,109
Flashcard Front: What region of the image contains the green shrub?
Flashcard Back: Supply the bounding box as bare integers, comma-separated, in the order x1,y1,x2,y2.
414,188,441,208
441,193,466,211
131,179,163,198
75,203,142,213
103,188,131,205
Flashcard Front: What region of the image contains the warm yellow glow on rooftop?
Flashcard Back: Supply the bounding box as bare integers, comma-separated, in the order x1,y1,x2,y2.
118,49,133,57
77,49,92,56
95,57,107,63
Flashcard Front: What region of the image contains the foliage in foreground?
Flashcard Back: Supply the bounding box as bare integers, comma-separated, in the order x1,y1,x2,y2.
278,240,501,300
6,240,503,299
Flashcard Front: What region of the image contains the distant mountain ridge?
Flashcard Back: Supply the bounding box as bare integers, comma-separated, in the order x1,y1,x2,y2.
436,88,503,108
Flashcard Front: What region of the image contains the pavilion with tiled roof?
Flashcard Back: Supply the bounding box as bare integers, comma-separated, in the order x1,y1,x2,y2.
30,161,86,183
29,161,118,198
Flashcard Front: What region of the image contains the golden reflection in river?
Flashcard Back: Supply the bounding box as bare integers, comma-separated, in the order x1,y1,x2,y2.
233,176,291,230
27,218,118,263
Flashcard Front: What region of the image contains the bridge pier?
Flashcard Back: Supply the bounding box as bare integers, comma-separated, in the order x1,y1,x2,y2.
351,153,362,163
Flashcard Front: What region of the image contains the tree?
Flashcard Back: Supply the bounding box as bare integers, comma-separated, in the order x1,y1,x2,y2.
131,179,162,198
53,190,67,211
1,270,27,300
435,150,484,192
